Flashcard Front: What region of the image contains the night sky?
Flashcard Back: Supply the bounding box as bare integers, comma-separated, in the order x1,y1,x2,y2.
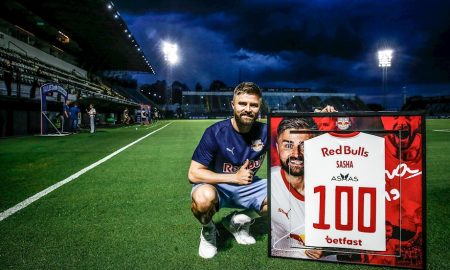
114,0,450,107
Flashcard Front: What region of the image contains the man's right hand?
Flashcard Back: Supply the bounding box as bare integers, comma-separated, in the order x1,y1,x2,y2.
233,159,254,185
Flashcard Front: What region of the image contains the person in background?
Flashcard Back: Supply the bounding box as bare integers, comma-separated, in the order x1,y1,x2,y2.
3,60,13,96
86,104,96,133
15,66,21,98
146,105,152,124
154,109,159,123
141,107,147,125
70,102,81,133
63,100,71,133
123,107,130,125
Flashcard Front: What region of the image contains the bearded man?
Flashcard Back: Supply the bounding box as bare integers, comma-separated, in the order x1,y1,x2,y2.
188,82,268,259
270,118,328,260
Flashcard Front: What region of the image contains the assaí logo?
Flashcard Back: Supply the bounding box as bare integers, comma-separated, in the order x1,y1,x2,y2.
331,173,359,182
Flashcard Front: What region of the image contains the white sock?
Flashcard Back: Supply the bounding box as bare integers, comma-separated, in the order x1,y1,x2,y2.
236,209,259,219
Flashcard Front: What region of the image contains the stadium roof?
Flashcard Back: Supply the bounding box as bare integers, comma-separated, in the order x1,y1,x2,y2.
0,0,155,74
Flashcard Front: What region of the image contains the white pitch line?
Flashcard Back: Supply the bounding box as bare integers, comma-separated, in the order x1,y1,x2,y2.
433,129,450,132
0,122,173,222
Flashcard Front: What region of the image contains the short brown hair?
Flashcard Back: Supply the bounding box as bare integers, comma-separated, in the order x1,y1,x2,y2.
277,118,316,138
233,82,262,98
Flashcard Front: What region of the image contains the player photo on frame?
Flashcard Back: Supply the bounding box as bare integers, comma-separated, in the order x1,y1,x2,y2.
268,112,425,269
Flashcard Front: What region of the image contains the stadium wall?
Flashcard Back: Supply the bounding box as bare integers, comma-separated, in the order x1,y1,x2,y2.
0,99,41,137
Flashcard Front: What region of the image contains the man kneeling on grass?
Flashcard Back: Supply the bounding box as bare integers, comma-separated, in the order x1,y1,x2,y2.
188,82,267,259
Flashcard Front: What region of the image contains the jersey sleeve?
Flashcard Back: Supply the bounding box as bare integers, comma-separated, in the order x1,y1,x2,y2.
192,127,218,167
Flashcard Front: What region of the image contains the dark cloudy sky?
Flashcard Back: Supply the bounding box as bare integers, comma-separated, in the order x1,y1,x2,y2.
115,0,450,107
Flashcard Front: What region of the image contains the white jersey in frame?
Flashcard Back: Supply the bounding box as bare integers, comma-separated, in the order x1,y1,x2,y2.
304,132,386,251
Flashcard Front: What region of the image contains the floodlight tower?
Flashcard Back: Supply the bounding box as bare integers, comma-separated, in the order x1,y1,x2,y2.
378,49,393,110
162,41,179,66
161,41,180,105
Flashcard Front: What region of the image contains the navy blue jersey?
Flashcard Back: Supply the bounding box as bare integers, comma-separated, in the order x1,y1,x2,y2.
63,104,70,117
70,106,80,118
192,119,267,175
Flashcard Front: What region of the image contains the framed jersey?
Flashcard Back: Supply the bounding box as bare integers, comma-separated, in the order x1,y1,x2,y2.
269,112,425,269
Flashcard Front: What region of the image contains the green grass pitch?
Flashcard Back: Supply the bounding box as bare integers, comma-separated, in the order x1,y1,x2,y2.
0,119,449,269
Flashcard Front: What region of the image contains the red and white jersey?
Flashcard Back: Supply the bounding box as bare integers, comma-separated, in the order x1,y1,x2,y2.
270,166,308,258
304,132,386,251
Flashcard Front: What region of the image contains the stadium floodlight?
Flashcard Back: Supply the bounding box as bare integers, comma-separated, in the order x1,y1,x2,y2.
378,49,394,109
162,41,179,65
378,49,393,67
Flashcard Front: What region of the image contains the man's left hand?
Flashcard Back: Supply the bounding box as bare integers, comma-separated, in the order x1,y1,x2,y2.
314,105,337,112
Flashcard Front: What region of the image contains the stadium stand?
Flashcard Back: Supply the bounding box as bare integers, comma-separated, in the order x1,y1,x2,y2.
101,74,155,105
0,0,156,136
402,95,450,117
0,45,134,104
182,90,367,118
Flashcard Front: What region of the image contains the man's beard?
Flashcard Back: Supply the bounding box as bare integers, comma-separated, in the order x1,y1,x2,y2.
234,111,256,126
280,156,304,177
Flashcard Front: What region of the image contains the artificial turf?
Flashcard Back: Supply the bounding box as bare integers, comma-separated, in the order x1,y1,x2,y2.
0,119,448,269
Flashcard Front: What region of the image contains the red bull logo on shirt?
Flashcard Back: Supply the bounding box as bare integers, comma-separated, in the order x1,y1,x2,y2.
336,117,351,130
222,155,265,173
251,139,264,152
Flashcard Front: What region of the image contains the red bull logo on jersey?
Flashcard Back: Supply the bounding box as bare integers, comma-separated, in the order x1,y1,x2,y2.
336,117,351,130
223,155,264,173
321,145,369,157
251,139,264,152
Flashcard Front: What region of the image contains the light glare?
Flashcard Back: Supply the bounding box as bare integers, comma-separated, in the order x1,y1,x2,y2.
378,49,393,67
162,41,179,65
